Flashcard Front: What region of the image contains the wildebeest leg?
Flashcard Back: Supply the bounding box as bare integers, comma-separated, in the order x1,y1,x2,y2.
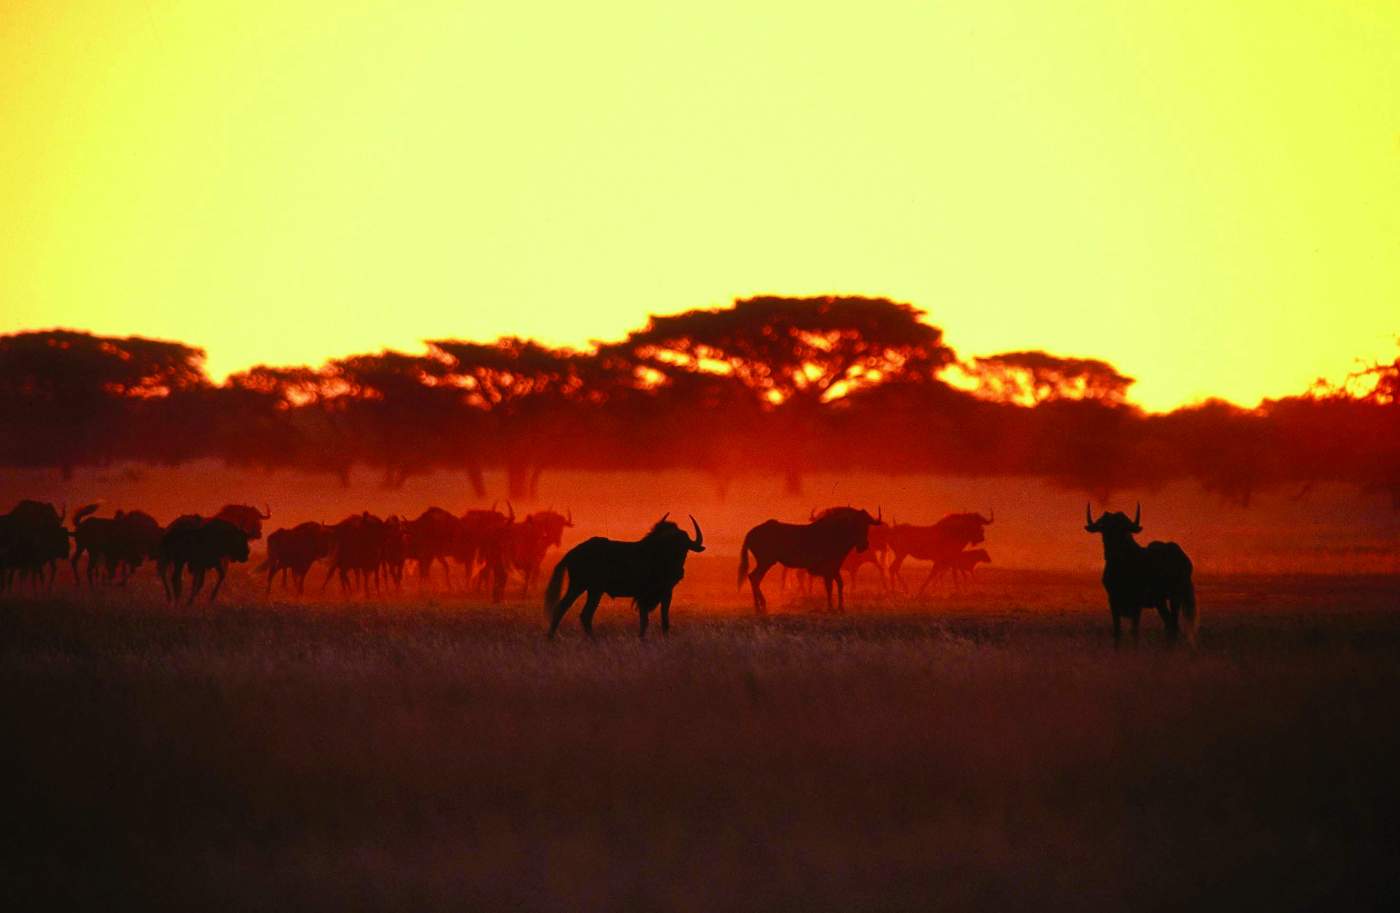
748,560,774,614
186,567,207,606
1130,612,1140,646
296,568,308,596
265,562,277,598
1111,610,1121,647
821,575,834,612
660,592,672,635
547,583,585,639
1159,600,1179,644
638,605,650,638
916,563,941,597
579,591,603,637
835,573,845,613
70,549,84,587
209,564,228,604
889,553,908,592
437,557,452,591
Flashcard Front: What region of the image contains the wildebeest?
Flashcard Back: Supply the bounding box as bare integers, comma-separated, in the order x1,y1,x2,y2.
504,508,573,597
260,521,333,596
459,504,515,602
932,547,992,584
544,514,704,638
405,506,463,589
1085,503,1196,645
0,499,69,592
70,504,164,587
160,517,252,604
738,506,882,613
886,511,994,596
322,512,391,595
156,504,267,601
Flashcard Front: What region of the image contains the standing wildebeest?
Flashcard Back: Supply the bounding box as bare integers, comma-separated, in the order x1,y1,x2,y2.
0,499,69,592
261,521,333,596
459,504,515,602
545,515,704,638
886,511,994,596
738,506,882,614
70,504,164,587
1085,503,1196,645
160,518,252,604
504,508,573,598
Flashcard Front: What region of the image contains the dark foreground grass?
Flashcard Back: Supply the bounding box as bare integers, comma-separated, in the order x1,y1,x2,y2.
3,573,1399,911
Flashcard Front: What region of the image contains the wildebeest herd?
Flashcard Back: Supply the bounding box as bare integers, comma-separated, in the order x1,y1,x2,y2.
0,496,1196,643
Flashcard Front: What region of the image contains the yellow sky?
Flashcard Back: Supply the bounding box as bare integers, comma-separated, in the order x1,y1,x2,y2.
2,1,1396,411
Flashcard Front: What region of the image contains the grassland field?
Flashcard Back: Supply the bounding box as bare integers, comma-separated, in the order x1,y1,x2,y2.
3,561,1399,911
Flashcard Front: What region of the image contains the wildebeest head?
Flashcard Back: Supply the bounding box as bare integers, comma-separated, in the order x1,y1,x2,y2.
647,513,706,553
527,509,574,549
1084,502,1142,537
214,504,271,540
934,511,993,547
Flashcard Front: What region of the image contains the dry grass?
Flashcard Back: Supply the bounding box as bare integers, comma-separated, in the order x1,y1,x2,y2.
3,570,1399,911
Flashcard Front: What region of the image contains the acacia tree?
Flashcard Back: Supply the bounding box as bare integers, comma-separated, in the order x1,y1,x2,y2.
615,296,955,492
0,331,208,477
965,350,1135,405
429,337,581,499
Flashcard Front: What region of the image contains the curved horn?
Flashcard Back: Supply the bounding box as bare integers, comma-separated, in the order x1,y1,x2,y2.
566,507,573,526
689,514,704,549
876,505,883,523
259,503,272,519
1133,502,1141,526
506,501,515,522
1086,502,1094,526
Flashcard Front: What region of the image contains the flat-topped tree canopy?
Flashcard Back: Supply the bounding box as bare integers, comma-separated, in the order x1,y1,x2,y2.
618,296,954,409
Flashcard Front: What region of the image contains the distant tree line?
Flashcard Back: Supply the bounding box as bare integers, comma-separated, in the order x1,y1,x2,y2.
2,297,1396,507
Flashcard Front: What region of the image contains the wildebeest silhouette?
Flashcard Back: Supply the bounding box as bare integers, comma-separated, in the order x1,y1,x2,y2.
0,499,70,592
738,506,882,613
159,517,251,604
321,512,391,595
932,547,991,584
70,504,163,587
156,505,267,600
459,503,515,602
260,521,333,596
1085,503,1196,645
505,508,573,598
886,511,993,596
544,514,704,638
405,506,464,589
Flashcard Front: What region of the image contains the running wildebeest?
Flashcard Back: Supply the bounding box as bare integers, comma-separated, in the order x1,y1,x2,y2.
156,504,268,599
71,503,163,587
260,521,333,596
0,499,69,592
544,514,704,638
886,511,994,596
159,518,252,604
738,506,882,614
932,547,992,584
322,512,391,595
1085,503,1197,645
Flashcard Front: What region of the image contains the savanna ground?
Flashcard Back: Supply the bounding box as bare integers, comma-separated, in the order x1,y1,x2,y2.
3,561,1399,911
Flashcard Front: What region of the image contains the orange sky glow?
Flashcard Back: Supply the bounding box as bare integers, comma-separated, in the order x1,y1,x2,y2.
2,1,1397,412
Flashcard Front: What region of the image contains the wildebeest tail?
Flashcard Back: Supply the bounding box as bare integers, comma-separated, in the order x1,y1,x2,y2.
73,503,101,526
737,532,752,590
544,557,568,616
